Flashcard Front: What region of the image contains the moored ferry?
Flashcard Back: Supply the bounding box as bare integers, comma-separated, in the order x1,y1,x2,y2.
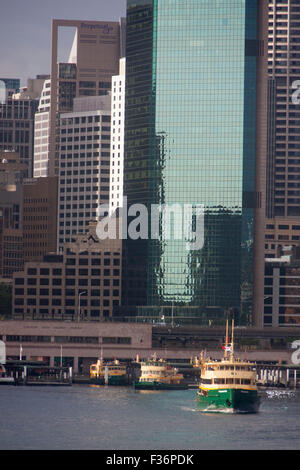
133,356,188,390
195,320,260,413
90,358,128,385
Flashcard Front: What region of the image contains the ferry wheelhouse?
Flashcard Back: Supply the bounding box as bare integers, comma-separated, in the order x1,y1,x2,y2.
196,320,260,413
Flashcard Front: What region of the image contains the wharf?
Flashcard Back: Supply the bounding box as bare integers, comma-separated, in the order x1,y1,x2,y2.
4,360,73,386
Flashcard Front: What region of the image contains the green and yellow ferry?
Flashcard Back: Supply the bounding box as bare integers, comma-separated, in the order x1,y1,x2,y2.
133,356,188,390
90,358,128,385
195,320,260,414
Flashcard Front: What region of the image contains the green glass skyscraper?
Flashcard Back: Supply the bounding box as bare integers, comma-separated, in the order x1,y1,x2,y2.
123,0,267,325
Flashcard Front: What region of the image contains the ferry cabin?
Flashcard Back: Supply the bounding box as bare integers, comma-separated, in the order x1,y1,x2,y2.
200,360,257,391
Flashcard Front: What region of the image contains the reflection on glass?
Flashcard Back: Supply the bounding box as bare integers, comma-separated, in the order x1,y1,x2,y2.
124,0,258,325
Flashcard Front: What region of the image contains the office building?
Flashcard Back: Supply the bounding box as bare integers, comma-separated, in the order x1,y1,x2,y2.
123,0,268,326
265,0,300,257
0,78,20,101
109,57,125,215
34,18,125,178
0,151,26,278
12,224,122,320
33,79,51,178
264,245,300,327
57,95,111,250
0,92,39,177
22,176,58,263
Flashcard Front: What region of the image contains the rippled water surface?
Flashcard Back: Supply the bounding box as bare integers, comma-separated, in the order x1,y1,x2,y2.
1,385,300,450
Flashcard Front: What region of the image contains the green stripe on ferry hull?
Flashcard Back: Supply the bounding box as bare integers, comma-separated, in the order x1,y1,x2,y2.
196,389,260,414
133,381,188,390
90,375,128,385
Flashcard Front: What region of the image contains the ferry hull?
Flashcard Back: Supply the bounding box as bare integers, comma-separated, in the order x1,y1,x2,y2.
90,375,128,386
133,381,188,391
196,389,260,414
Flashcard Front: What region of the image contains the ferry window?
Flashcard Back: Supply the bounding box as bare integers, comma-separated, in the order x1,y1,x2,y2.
214,378,225,384
226,378,234,384
241,379,251,385
234,379,241,384
201,378,212,384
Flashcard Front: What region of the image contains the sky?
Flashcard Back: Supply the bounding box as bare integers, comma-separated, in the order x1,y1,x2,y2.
0,0,126,86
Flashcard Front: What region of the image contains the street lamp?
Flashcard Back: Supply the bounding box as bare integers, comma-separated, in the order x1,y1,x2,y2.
78,291,87,322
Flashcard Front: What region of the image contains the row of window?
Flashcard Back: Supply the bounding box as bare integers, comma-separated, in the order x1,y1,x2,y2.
15,273,120,286
201,378,251,385
61,126,110,133
15,288,120,296
15,298,119,306
4,335,130,344
61,115,110,125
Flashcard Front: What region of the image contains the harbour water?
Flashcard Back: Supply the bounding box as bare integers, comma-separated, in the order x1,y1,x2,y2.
0,385,300,450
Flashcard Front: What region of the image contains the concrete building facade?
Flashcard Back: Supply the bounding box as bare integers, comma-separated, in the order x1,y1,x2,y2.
0,93,38,177
12,226,122,321
38,18,125,179
264,245,300,327
0,151,27,278
33,79,51,177
23,176,58,263
109,57,125,215
57,96,111,250
265,0,300,257
0,320,152,374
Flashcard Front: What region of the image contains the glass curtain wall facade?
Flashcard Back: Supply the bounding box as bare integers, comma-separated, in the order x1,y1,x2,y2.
123,0,259,324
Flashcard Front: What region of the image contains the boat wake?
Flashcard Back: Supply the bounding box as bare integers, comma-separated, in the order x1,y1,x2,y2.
199,403,234,414
180,406,197,412
201,407,234,414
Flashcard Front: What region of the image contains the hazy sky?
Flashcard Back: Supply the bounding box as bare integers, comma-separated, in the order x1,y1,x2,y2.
0,0,126,86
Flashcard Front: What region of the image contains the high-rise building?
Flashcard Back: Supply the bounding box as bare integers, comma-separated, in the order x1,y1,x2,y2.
33,79,51,178
0,78,20,101
0,151,26,279
264,0,300,259
57,96,111,250
264,245,300,327
122,0,268,326
33,18,125,178
0,91,39,177
23,176,58,263
109,58,125,215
